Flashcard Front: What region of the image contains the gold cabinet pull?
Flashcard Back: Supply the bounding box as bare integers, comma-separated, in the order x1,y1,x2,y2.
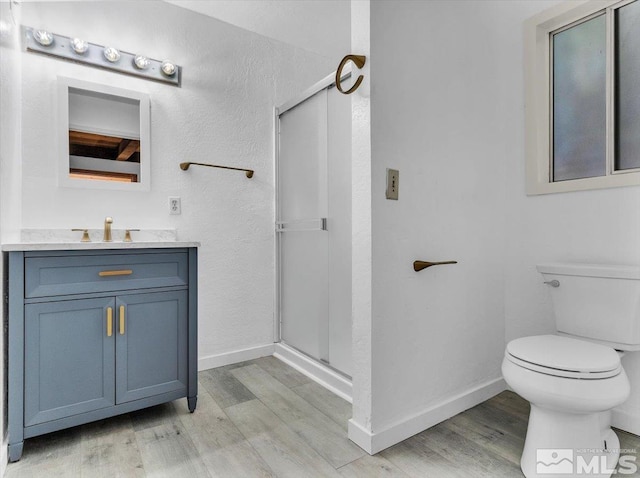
99,269,133,277
107,307,113,337
119,305,125,335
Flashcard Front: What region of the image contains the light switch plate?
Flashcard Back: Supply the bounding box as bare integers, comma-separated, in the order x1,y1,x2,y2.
386,168,399,200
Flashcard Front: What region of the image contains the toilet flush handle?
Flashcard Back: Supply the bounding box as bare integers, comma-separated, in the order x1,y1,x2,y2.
544,280,560,287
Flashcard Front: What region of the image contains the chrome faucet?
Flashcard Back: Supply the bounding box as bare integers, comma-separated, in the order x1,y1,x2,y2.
103,217,113,242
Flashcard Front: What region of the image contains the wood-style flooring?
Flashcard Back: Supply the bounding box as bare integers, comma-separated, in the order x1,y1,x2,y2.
5,356,640,477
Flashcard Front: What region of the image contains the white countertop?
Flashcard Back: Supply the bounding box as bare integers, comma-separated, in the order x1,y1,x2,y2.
1,241,200,252
2,228,199,252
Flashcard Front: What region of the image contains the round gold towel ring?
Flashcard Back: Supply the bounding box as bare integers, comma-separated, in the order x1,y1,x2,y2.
335,55,367,95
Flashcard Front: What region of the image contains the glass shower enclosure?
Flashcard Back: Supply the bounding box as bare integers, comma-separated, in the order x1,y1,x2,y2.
276,77,352,377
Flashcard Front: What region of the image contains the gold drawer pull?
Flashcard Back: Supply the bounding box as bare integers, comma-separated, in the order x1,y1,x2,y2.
98,269,133,277
119,305,125,335
107,307,113,337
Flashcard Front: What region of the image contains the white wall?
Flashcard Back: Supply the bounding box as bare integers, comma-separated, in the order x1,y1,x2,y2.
0,0,22,244
348,0,640,453
351,0,640,453
499,0,640,436
16,1,333,368
0,0,23,474
349,0,373,443
366,0,521,443
165,0,351,61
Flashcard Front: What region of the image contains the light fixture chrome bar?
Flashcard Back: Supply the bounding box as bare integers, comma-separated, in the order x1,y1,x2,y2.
24,27,181,87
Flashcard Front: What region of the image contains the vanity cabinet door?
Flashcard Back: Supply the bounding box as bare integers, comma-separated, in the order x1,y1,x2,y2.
115,290,188,404
24,297,116,426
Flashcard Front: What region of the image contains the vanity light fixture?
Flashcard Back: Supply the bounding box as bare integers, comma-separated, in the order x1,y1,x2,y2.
24,26,181,86
133,55,150,70
103,46,121,63
161,60,177,77
33,29,53,46
70,38,89,54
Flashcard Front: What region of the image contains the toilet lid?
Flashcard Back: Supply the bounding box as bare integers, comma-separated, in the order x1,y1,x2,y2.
506,335,621,378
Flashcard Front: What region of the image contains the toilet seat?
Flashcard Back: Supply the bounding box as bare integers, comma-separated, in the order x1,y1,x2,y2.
506,335,621,379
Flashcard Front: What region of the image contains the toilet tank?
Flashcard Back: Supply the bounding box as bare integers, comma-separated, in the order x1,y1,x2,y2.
537,263,640,351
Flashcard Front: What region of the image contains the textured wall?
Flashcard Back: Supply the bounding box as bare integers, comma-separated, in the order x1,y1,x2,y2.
1,1,23,473
368,0,640,443
17,1,333,366
165,0,351,61
350,0,373,436
0,0,22,243
501,0,640,434
369,0,515,433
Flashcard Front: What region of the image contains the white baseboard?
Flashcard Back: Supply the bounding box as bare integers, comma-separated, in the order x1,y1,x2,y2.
348,377,507,455
198,343,275,371
273,343,352,403
612,408,640,437
348,419,372,453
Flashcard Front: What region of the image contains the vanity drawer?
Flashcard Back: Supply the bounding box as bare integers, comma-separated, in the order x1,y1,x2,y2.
25,252,188,298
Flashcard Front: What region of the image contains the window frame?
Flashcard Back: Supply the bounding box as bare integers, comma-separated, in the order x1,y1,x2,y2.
524,0,640,195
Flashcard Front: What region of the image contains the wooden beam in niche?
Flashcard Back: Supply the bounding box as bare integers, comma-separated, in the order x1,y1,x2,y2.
116,140,140,161
69,130,141,161
69,168,138,182
69,130,122,148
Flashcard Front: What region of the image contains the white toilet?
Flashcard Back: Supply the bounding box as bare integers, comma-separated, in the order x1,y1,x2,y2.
502,263,640,478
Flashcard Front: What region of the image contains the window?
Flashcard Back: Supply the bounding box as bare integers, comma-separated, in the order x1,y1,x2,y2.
525,0,640,194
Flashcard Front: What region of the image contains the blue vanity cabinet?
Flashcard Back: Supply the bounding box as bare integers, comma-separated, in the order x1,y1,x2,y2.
115,290,188,403
7,247,198,462
24,297,117,427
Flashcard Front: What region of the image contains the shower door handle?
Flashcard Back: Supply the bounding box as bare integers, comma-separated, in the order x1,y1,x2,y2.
276,218,327,232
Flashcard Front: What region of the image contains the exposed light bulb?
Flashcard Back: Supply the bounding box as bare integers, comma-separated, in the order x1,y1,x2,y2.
161,60,176,77
70,38,89,54
34,30,53,46
103,46,120,63
134,55,150,70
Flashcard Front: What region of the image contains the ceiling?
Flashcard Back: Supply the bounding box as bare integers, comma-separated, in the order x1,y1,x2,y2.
165,0,351,60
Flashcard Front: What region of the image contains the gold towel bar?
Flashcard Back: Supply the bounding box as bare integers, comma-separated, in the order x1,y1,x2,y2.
413,260,457,272
180,162,254,178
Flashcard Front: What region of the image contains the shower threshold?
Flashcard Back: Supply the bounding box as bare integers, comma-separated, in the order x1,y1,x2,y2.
274,342,352,402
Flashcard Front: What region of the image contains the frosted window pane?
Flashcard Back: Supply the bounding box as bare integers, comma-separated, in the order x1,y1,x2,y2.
615,0,640,171
553,15,606,182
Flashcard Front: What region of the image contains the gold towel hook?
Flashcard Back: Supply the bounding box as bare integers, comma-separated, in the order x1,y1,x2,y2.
413,260,458,272
336,55,366,95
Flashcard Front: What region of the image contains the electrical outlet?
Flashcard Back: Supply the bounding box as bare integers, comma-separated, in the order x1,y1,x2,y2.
386,168,399,200
169,196,181,215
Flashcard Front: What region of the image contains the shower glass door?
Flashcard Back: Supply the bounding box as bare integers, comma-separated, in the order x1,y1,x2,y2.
277,82,352,376
278,89,330,364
